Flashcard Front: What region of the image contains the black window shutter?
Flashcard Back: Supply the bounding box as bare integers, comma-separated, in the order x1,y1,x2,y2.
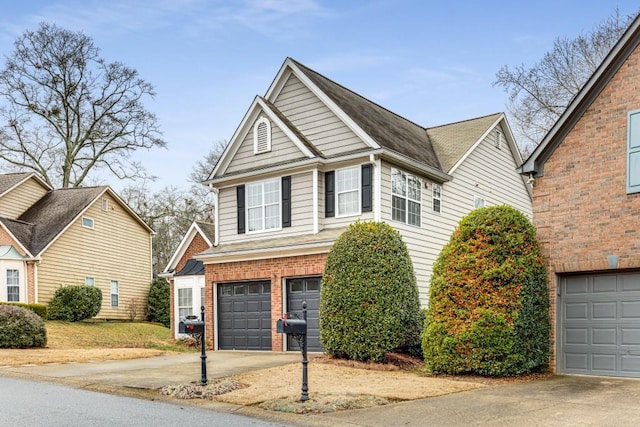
361,164,372,212
325,171,335,217
282,176,291,227
236,185,245,234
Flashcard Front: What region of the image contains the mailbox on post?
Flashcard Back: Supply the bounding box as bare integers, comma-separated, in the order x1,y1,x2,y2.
179,315,204,335
275,303,310,402
276,317,307,335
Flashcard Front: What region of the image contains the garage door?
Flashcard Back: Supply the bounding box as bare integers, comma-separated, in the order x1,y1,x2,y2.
218,281,271,350
560,272,640,377
286,277,322,352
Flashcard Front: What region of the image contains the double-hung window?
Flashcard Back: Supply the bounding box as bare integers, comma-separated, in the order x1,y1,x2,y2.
336,167,360,216
246,178,281,232
432,184,441,213
177,287,193,319
391,168,421,226
7,269,19,302
628,110,640,193
110,280,119,308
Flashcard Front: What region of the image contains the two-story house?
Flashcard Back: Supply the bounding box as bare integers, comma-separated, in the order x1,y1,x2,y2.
196,57,532,352
0,172,154,320
520,14,640,378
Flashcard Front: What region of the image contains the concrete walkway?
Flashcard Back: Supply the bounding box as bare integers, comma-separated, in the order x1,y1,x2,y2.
3,353,640,426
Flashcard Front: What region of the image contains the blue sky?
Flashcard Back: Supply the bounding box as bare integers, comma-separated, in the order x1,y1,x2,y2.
0,1,638,192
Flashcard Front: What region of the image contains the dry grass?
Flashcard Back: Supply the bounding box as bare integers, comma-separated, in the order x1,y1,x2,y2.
0,320,190,366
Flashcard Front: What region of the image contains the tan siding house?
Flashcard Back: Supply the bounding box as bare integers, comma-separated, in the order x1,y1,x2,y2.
0,173,153,320
196,57,532,351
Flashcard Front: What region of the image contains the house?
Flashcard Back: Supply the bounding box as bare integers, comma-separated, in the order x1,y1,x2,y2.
160,221,215,338
0,172,154,320
519,15,640,378
197,57,532,352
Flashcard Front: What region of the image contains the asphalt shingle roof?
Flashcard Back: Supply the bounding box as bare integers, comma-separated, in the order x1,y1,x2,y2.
0,172,34,196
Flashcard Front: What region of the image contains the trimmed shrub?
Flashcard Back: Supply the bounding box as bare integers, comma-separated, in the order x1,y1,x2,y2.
48,285,102,322
0,304,47,348
147,278,170,327
422,205,550,376
0,302,48,319
320,221,422,362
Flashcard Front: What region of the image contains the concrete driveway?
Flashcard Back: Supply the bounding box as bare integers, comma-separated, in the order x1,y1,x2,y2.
316,374,640,426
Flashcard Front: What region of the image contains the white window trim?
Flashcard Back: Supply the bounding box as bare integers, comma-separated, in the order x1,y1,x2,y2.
253,116,272,154
432,183,442,214
474,196,486,209
82,216,94,229
85,276,95,286
391,168,422,227
627,110,640,194
6,269,20,302
110,280,119,308
246,178,282,234
335,166,361,218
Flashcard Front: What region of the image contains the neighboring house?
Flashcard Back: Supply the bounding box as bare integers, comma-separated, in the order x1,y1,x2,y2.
520,15,640,379
160,221,214,338
198,57,532,352
0,172,154,320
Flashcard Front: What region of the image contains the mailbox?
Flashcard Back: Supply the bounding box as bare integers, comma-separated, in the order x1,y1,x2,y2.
179,319,204,335
276,317,307,335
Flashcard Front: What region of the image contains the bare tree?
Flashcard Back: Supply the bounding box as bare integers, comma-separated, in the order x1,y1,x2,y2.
494,8,636,155
189,139,226,184
0,22,166,188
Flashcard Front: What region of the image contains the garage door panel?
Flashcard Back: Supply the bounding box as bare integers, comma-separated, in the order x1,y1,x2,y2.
286,277,323,353
561,272,640,378
218,281,272,351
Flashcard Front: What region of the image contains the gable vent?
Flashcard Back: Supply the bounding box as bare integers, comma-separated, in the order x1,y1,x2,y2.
253,117,271,154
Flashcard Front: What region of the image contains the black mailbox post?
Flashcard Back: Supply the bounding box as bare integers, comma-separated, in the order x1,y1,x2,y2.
179,308,207,386
275,302,309,401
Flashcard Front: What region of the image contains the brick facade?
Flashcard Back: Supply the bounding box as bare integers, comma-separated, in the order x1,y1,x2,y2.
531,43,640,369
203,253,328,350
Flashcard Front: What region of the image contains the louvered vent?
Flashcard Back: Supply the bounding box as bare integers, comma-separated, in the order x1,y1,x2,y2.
254,117,271,154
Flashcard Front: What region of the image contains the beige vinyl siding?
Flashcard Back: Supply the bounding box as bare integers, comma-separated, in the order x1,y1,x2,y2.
380,161,449,304
0,178,49,219
225,114,307,175
274,74,367,156
218,171,315,244
36,192,152,320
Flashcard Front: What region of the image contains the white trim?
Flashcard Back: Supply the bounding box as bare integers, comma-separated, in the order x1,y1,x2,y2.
390,167,422,227
448,115,503,175
163,221,214,273
245,177,282,234
0,173,52,198
213,283,219,350
0,222,34,258
33,261,38,303
82,216,94,229
253,116,272,154
281,278,287,351
312,168,319,234
199,242,333,265
213,187,220,246
335,166,361,218
374,156,382,221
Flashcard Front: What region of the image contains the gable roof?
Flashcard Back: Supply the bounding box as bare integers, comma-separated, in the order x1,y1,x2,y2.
520,13,640,175
0,186,152,256
163,221,215,273
0,172,51,197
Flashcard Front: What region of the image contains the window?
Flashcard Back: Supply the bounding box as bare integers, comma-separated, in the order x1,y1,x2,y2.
101,198,109,211
253,117,271,154
495,129,503,149
82,217,94,229
110,280,119,308
628,110,640,193
391,168,421,226
336,167,360,216
474,196,486,209
246,178,281,232
178,288,193,319
432,183,441,213
7,269,19,302
85,277,95,286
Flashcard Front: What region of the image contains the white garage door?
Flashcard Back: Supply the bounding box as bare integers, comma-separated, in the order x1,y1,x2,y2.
560,272,640,377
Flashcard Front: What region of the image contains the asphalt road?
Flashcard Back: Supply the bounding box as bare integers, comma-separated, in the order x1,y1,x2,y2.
0,376,289,427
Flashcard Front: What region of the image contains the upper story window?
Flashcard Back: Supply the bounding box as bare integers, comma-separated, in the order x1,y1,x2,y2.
474,196,486,209
246,178,281,232
253,117,271,154
336,167,360,217
432,183,441,213
495,129,503,149
82,216,94,229
85,277,95,286
391,168,421,227
627,110,640,194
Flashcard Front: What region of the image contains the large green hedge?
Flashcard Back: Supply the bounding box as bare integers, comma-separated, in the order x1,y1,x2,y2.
147,278,170,327
48,285,102,322
320,221,422,362
0,302,47,319
422,206,550,376
0,304,47,348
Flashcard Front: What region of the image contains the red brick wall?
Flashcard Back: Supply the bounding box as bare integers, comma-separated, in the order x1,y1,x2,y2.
532,43,640,369
203,253,328,350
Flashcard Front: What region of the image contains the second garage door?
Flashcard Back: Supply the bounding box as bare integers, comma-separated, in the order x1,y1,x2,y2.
286,277,322,352
218,281,272,350
560,272,640,377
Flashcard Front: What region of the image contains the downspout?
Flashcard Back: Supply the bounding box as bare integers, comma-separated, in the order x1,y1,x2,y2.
312,168,319,234
370,153,381,222
210,184,220,246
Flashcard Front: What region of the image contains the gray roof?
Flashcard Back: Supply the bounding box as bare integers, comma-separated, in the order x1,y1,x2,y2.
195,221,216,245
175,259,204,276
427,113,502,172
0,172,35,196
291,59,442,171
2,186,107,255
